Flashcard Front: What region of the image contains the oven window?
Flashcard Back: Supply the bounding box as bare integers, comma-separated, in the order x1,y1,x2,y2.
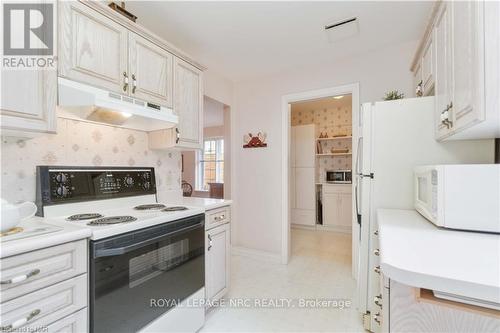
90,218,204,333
418,176,427,203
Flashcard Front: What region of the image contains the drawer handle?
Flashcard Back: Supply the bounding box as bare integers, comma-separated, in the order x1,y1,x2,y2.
373,249,380,256
214,214,225,222
373,312,381,324
374,294,382,308
374,265,381,274
0,269,40,285
208,234,213,251
1,309,41,331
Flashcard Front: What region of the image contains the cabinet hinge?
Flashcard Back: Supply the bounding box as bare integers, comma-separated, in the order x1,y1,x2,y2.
362,312,372,331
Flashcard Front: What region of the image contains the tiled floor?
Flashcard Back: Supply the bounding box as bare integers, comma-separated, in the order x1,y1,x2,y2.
201,228,365,332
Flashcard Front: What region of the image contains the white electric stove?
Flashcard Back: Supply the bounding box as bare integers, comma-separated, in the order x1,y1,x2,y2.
35,166,206,333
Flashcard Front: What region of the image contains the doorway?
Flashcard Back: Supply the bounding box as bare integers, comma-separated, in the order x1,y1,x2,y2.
182,96,231,199
282,83,359,277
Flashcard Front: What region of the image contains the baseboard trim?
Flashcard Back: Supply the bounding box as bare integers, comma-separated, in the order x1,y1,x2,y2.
315,225,352,234
231,246,282,263
291,224,316,230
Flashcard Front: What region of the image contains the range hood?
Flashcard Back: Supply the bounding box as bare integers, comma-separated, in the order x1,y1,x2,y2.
57,77,178,131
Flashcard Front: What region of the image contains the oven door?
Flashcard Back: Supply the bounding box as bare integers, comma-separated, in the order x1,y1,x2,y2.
89,214,205,333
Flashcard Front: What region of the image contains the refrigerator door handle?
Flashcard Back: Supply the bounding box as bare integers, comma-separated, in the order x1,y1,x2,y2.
356,137,363,175
355,184,361,227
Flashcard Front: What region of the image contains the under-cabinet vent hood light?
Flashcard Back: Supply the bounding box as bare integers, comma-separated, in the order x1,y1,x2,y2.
57,77,178,132
325,17,359,43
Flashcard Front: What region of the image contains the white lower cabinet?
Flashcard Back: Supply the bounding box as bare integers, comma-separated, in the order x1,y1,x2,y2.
322,184,352,232
0,240,88,332
205,206,231,303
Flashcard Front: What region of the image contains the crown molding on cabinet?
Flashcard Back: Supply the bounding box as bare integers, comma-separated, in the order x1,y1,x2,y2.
80,1,207,71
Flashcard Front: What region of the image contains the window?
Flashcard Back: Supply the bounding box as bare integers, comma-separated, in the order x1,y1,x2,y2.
196,138,224,191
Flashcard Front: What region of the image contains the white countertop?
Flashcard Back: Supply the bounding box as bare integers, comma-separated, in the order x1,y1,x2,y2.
172,197,232,211
0,217,92,259
377,209,500,304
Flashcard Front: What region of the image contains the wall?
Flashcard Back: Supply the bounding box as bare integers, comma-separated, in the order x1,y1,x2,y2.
1,118,182,204
231,41,419,255
204,69,234,107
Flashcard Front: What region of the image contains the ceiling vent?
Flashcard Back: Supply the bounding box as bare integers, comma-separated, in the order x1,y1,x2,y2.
324,17,359,43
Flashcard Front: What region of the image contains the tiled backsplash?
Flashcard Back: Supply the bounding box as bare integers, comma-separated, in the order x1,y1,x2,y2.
1,118,182,204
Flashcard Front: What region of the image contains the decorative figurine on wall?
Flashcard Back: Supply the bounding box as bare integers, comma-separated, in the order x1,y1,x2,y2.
243,132,267,148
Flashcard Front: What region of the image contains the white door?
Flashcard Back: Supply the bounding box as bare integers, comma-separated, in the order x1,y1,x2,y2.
174,58,203,149
322,193,340,227
434,3,453,139
58,1,128,94
206,224,230,301
339,193,353,228
129,32,173,107
451,0,485,132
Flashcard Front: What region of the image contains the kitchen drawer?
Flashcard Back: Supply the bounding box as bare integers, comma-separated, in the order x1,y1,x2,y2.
206,206,230,230
46,307,87,333
322,184,352,194
0,274,87,332
0,240,87,302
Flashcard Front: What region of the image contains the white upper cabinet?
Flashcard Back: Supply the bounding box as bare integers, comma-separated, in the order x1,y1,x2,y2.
129,32,173,107
59,1,128,94
413,1,500,140
174,58,203,149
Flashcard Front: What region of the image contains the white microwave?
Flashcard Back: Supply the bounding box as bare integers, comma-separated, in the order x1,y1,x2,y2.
414,164,500,233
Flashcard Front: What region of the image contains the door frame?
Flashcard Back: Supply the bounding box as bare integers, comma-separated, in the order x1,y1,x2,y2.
280,83,360,275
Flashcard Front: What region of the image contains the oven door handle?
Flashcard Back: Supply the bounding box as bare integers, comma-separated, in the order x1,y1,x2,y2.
93,222,204,258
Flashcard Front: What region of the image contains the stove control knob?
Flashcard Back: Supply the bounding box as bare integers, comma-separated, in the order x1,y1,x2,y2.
124,176,134,187
142,172,150,180
143,181,151,190
56,185,69,197
55,173,67,183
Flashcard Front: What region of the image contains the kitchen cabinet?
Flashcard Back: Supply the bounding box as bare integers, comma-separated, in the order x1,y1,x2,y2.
59,0,128,94
205,206,231,303
412,1,500,140
59,1,174,108
129,32,173,107
322,184,352,232
0,70,57,138
149,58,203,150
0,239,88,332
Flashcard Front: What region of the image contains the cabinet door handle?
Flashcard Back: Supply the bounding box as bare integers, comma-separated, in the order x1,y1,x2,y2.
175,128,180,144
373,249,380,256
0,309,41,331
374,265,381,274
123,72,129,92
208,234,213,251
131,74,137,94
373,312,381,324
0,269,40,285
374,295,382,308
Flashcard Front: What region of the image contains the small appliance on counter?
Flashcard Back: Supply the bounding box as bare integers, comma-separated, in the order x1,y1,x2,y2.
414,164,500,233
326,170,352,184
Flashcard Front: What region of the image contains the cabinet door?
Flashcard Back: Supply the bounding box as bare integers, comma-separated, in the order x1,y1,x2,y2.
59,1,128,94
294,124,315,168
1,69,57,137
129,33,173,107
322,193,340,227
174,58,203,149
295,167,315,210
421,36,434,94
451,1,485,132
338,192,353,228
433,3,453,139
206,224,230,301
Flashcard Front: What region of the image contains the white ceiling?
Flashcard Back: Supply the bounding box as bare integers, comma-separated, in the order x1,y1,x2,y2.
291,94,352,114
126,1,433,82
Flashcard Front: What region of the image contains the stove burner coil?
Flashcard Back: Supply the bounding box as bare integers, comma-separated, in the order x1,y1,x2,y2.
134,204,167,210
87,216,137,226
67,213,104,221
162,206,188,212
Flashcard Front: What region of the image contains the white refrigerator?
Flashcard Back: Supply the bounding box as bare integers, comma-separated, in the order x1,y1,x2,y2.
354,97,493,331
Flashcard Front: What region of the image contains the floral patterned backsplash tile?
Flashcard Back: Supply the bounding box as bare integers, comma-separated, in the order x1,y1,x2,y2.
1,118,181,203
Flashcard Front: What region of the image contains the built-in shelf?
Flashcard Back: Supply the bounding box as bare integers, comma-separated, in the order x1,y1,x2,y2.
316,153,352,157
316,136,352,141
